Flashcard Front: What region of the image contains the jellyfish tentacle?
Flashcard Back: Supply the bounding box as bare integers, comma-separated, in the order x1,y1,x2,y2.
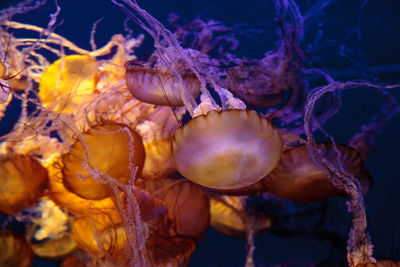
304,81,388,266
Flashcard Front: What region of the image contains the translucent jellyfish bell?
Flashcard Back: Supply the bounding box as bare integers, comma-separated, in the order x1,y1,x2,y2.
172,109,282,189
0,155,49,214
62,122,145,200
138,176,210,266
39,55,100,113
125,60,200,106
264,144,371,202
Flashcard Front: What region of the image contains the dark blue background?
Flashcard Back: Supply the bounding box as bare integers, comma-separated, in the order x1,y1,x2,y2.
2,0,400,266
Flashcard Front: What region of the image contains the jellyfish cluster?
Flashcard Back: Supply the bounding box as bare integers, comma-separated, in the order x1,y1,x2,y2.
0,0,400,266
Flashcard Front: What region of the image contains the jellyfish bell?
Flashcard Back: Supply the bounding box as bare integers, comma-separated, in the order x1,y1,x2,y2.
46,156,119,218
137,176,210,265
62,121,145,200
71,213,128,264
125,59,200,106
262,143,370,202
172,109,282,190
39,54,100,113
0,154,49,214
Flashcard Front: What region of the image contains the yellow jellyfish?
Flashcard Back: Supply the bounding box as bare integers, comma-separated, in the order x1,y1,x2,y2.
38,54,100,113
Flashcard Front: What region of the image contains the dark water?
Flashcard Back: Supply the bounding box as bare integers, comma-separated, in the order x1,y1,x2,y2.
2,0,400,266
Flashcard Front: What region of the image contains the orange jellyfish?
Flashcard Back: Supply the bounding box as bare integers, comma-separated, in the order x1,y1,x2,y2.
136,176,210,265
263,143,371,202
62,122,145,200
0,154,48,214
46,156,119,218
172,109,282,190
71,213,130,265
125,60,200,106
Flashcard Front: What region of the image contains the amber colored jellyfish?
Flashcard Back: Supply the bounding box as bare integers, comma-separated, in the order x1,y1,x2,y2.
0,231,34,267
125,60,200,106
46,157,119,218
137,176,210,266
0,154,48,214
263,143,371,202
172,109,282,190
71,213,129,265
62,122,145,200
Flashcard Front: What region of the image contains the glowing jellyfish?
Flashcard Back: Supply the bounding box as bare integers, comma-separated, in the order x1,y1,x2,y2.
62,122,145,200
172,109,282,190
0,154,48,214
38,55,100,113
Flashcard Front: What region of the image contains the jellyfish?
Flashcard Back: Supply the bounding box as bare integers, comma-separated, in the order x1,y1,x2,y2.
0,154,48,214
38,55,100,113
62,122,145,200
125,59,201,106
172,109,282,190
